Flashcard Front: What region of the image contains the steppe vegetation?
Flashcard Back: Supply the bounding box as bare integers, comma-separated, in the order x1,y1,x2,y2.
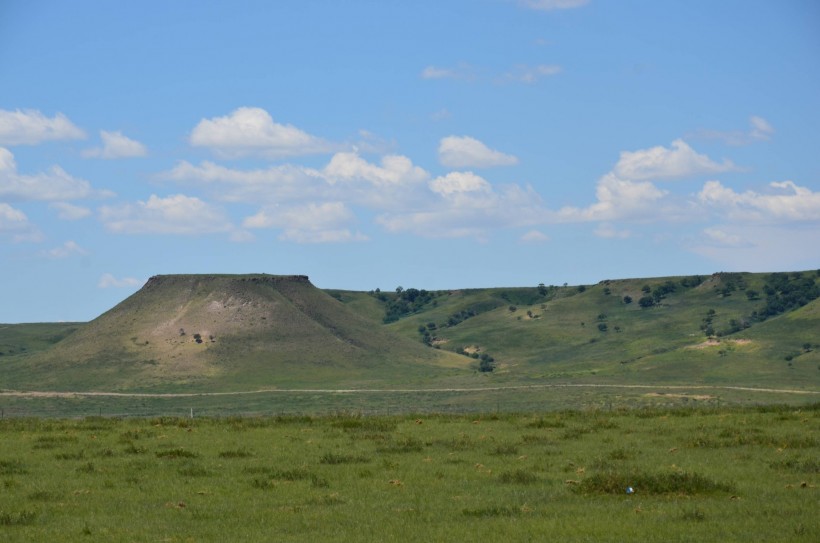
0,405,817,542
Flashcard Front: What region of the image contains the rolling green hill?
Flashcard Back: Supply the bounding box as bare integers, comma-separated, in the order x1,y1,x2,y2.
1,271,818,397
336,271,820,389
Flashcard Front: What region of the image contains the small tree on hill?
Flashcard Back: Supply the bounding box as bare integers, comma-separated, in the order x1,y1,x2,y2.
638,296,655,308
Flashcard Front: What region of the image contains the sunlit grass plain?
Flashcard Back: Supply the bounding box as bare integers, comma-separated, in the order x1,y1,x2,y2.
1,405,817,542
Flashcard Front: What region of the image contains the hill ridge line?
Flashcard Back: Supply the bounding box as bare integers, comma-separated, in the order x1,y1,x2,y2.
1,384,817,399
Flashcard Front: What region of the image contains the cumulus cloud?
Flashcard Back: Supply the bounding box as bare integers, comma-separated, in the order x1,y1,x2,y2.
243,201,352,230
99,194,235,235
324,152,429,187
98,273,143,289
377,173,546,238
555,173,667,222
41,240,88,259
49,202,92,220
521,0,589,10
189,107,335,158
438,136,518,169
164,151,429,212
82,130,147,159
163,151,545,240
243,202,367,244
429,171,493,196
613,139,737,181
0,109,85,146
698,180,820,222
550,140,734,225
0,202,40,242
164,160,324,203
0,147,101,201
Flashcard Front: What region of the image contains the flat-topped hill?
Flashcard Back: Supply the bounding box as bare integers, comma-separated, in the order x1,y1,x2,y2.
5,274,463,391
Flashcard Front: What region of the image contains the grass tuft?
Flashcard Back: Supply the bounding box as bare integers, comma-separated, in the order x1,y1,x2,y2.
123,443,147,455
0,509,37,526
155,448,198,459
218,448,254,459
319,452,371,465
681,508,707,522
769,457,820,473
498,469,539,484
576,470,734,495
0,460,27,475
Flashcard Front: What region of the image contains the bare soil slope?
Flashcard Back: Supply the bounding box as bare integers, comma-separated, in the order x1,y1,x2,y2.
15,274,462,391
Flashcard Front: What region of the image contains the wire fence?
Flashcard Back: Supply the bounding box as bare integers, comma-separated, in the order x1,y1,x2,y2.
3,385,814,419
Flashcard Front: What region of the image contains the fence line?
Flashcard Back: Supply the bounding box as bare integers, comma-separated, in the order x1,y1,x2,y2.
2,385,815,419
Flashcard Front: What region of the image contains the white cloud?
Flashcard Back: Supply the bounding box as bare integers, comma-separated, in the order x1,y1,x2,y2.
99,194,235,235
324,152,429,187
423,63,560,84
698,180,820,222
593,223,632,239
98,273,143,289
82,130,147,159
749,116,774,141
244,201,352,230
163,160,324,203
421,66,457,79
280,229,368,243
555,173,668,222
0,109,85,146
521,0,589,10
163,151,544,240
613,139,737,181
697,115,775,146
701,227,747,247
520,229,550,243
438,136,518,169
41,240,88,259
377,175,546,238
501,64,562,83
429,171,493,196
162,152,430,213
49,202,92,220
189,107,335,158
244,202,367,244
420,64,475,81
0,202,40,242
0,147,101,201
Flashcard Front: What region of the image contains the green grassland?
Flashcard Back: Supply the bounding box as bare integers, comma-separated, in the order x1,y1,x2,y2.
0,406,817,542
0,323,81,358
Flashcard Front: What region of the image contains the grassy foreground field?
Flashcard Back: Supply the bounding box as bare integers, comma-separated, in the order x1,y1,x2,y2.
1,406,817,542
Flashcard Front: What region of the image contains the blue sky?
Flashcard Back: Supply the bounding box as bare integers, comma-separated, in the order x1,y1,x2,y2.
1,0,819,322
